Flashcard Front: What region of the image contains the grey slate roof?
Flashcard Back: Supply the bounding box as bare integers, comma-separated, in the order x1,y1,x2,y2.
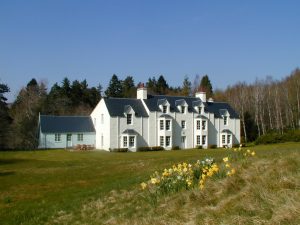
143,95,239,119
40,115,95,133
122,129,139,135
104,98,148,117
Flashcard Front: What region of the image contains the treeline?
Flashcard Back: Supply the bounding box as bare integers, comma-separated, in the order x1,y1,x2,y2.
0,74,211,149
1,69,299,149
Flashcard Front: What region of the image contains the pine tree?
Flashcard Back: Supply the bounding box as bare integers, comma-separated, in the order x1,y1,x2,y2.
181,76,191,96
105,74,123,97
199,75,213,98
0,83,11,149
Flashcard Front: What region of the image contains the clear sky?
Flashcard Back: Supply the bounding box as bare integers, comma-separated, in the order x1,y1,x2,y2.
1,0,299,102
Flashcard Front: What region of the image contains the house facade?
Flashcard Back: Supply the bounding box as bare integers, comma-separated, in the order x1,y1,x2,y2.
38,87,240,150
90,87,240,151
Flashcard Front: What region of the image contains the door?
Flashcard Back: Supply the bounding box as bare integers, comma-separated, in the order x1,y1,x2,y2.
67,134,72,148
181,136,186,149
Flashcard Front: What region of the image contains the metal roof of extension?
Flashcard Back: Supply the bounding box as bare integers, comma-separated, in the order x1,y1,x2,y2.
39,115,96,133
104,98,148,117
143,95,239,119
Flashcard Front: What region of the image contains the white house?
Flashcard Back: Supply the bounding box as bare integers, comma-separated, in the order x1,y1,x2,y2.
38,87,240,151
90,87,240,151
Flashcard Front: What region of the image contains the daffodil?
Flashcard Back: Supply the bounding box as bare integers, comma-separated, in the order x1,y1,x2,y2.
141,182,147,190
223,157,229,163
251,151,256,156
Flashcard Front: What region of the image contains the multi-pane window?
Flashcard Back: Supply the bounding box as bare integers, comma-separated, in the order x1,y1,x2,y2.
196,120,201,130
127,114,132,125
181,106,185,113
160,120,164,130
160,136,164,147
129,136,135,147
224,116,228,125
222,134,226,144
55,133,61,142
198,107,202,114
123,136,128,147
166,136,171,147
196,135,201,145
163,105,167,113
227,135,231,144
181,120,186,129
77,133,83,141
67,134,72,141
202,120,206,130
166,120,171,130
202,135,206,145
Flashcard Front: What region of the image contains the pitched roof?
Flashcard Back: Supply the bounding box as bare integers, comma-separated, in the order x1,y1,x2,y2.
40,115,95,133
104,98,148,117
143,95,239,119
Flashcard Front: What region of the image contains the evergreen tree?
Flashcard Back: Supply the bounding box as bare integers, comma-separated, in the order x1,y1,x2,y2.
0,83,12,149
122,76,136,98
181,75,191,96
199,75,213,98
105,74,123,97
146,77,157,94
157,75,169,94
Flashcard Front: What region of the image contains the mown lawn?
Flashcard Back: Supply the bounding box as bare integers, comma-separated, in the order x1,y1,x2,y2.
0,143,299,225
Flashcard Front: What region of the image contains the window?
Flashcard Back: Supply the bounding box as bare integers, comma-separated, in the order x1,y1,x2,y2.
196,135,201,145
67,134,72,141
202,120,206,130
227,135,231,144
129,136,135,147
127,114,132,125
198,107,202,114
77,133,83,141
101,114,104,124
160,120,164,130
181,106,185,113
224,116,228,125
160,136,164,147
55,133,61,142
181,120,186,129
163,105,167,113
222,134,226,144
166,136,171,147
123,136,128,147
202,135,206,145
166,120,171,130
196,120,201,130
181,136,186,144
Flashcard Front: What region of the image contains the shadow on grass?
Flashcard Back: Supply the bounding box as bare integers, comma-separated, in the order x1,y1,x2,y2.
0,171,15,176
0,158,36,165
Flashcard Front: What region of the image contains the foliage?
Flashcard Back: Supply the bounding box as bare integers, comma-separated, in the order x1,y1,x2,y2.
208,144,217,149
171,146,180,150
181,75,192,96
105,74,123,97
137,146,164,152
110,148,128,152
0,83,12,149
255,130,300,145
199,75,213,98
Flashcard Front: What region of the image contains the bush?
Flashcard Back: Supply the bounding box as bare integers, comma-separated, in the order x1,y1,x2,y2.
255,130,300,145
110,148,128,152
195,145,202,149
171,146,180,150
208,144,217,149
137,146,164,152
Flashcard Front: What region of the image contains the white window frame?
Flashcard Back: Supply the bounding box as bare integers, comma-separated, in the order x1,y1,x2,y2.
55,133,61,142
129,136,135,147
198,106,202,114
224,116,228,126
202,135,206,145
166,136,171,147
160,136,164,147
222,134,226,144
162,105,167,113
127,114,132,125
196,135,201,145
160,120,164,130
77,133,83,142
181,106,185,114
67,134,72,141
181,120,186,129
123,136,128,147
202,120,206,131
196,120,201,130
227,134,231,144
166,120,171,131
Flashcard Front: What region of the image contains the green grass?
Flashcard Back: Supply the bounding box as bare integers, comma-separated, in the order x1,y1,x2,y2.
0,143,299,224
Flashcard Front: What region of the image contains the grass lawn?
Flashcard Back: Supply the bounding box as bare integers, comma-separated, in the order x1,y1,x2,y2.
0,143,299,224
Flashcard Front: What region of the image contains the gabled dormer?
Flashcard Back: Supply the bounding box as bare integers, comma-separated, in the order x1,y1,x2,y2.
124,105,135,125
219,109,230,126
192,100,205,114
175,99,188,114
157,99,170,114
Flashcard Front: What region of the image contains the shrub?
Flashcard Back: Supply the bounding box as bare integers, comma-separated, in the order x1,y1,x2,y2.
255,130,300,145
208,144,217,149
137,146,164,152
171,146,180,150
195,145,202,149
110,148,128,152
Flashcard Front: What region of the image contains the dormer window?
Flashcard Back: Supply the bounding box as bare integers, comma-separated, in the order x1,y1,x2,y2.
163,105,167,113
198,107,202,114
224,116,228,126
181,106,186,113
127,114,132,124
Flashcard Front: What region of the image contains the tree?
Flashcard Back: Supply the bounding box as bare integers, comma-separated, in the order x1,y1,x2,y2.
122,76,136,98
105,74,123,97
146,77,157,94
199,75,213,98
156,75,169,95
181,76,191,96
0,83,12,149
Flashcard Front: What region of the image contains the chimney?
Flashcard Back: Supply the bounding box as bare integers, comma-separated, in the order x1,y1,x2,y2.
195,91,206,102
137,83,147,100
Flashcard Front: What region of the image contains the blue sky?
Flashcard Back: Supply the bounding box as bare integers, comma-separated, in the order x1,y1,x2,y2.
1,0,300,102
